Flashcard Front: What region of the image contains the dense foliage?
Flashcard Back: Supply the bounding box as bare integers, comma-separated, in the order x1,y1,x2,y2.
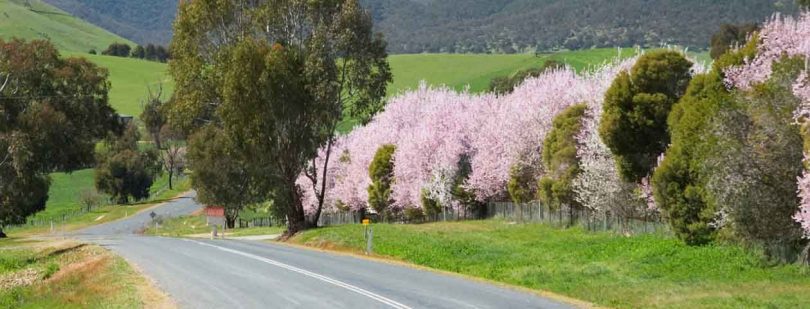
0,39,119,235
131,44,170,63
168,0,391,234
94,124,160,204
44,0,798,53
101,42,131,57
186,126,260,228
709,57,805,260
538,104,586,212
489,60,564,95
710,23,758,60
367,144,396,217
300,58,638,216
599,51,693,182
653,38,760,245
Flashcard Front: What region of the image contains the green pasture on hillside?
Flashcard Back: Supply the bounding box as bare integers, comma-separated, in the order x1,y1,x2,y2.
0,0,132,52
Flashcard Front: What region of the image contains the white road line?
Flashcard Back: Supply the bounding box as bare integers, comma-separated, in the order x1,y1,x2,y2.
184,239,413,309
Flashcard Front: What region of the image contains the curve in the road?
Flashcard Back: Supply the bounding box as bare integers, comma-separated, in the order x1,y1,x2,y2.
75,191,578,309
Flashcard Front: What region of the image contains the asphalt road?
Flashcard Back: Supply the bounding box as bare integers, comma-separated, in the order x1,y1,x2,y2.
75,192,576,309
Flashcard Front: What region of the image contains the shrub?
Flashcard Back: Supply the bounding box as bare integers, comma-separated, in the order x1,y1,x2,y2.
403,207,425,222
367,144,396,218
704,56,806,261
538,104,587,211
79,189,104,212
421,188,441,219
95,124,160,204
653,38,758,245
507,163,535,204
599,50,693,182
101,42,131,57
710,23,758,60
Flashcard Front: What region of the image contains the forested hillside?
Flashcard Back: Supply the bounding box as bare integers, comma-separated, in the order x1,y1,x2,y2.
42,0,176,45
43,0,797,53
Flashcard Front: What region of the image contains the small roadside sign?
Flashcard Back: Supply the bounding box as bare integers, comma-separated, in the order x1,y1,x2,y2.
362,219,370,226
205,206,226,227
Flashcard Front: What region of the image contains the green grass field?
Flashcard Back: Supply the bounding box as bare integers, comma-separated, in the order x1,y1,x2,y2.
293,220,810,308
0,0,132,52
24,171,188,224
64,52,174,117
387,48,634,96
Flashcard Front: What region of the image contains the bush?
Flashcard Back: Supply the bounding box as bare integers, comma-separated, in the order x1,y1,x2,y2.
101,42,131,57
95,124,160,204
704,56,806,261
79,189,104,212
653,38,758,245
538,104,587,211
367,144,396,218
599,50,693,182
421,188,441,218
507,163,535,204
710,23,758,60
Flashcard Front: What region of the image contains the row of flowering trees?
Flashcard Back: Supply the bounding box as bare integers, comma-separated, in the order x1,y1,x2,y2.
298,57,643,217
298,12,810,261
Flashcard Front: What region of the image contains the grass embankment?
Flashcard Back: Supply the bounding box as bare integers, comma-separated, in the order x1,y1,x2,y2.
0,239,172,308
8,177,191,237
144,215,285,238
292,220,810,308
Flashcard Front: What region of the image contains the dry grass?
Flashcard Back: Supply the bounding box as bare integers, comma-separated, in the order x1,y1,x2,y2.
0,239,174,308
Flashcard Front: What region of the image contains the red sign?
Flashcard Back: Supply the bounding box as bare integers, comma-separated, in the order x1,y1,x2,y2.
204,206,225,217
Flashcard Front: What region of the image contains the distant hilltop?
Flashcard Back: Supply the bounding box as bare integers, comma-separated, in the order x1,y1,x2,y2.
44,0,798,54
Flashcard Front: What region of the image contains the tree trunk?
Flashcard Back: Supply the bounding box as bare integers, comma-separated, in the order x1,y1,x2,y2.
312,137,334,227
168,170,174,190
225,208,239,229
283,182,312,238
0,227,6,238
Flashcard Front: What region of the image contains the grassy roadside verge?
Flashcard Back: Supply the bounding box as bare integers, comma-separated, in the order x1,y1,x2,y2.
7,179,191,237
0,239,173,308
143,214,285,238
290,220,810,308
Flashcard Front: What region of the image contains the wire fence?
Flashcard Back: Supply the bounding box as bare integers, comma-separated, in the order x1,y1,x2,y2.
315,200,670,236
6,176,186,230
237,217,284,229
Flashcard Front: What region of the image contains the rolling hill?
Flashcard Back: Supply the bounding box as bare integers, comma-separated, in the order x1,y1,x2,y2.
0,0,170,116
0,0,131,52
42,0,798,53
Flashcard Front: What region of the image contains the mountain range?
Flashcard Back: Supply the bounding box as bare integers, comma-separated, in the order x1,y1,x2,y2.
42,0,799,53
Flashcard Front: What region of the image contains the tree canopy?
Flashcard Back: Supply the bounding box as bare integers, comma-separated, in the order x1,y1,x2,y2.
599,50,693,182
167,0,391,234
0,39,119,235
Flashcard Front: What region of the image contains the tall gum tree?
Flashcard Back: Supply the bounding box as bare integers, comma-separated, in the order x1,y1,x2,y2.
167,0,391,234
0,39,120,237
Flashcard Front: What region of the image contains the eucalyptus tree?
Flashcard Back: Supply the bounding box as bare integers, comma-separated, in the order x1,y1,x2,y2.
0,39,120,237
167,0,391,234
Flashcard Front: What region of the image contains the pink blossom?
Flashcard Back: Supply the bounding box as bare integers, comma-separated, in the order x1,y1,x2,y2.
724,12,810,106
797,158,810,238
301,58,644,214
